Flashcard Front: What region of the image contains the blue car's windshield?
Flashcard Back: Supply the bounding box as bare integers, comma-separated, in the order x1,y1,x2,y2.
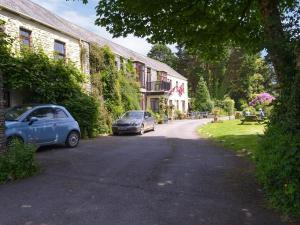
122,111,144,119
5,105,34,121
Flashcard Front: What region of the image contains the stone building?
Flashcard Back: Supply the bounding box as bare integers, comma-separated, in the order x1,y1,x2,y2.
0,0,189,113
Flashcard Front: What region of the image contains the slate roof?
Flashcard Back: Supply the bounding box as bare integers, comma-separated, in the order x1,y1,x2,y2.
0,0,187,81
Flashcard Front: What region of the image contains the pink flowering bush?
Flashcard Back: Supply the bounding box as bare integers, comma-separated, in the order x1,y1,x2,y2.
249,92,275,106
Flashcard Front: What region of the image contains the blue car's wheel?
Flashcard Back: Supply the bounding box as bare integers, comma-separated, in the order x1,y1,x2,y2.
7,136,24,147
66,131,80,148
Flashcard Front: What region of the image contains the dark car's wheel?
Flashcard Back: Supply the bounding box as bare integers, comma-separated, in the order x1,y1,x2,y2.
138,124,145,135
113,131,119,136
66,131,80,148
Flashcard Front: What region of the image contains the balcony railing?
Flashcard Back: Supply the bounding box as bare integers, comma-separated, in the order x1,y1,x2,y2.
146,81,171,92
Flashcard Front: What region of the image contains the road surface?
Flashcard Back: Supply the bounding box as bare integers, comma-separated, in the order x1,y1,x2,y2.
0,119,296,225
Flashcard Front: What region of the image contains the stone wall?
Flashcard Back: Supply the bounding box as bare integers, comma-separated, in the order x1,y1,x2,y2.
0,9,90,77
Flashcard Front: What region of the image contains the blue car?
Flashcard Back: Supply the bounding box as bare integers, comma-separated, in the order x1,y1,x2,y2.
5,104,81,148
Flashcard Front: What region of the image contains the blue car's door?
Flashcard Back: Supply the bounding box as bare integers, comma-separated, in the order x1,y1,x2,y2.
53,107,71,143
26,107,57,144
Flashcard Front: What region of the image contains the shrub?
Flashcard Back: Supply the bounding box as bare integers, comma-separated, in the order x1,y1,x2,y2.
174,109,185,120
212,107,227,116
63,92,100,138
256,124,300,215
0,141,38,184
148,109,160,123
223,97,235,116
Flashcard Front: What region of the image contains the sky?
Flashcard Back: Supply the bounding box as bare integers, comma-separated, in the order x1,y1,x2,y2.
31,0,176,56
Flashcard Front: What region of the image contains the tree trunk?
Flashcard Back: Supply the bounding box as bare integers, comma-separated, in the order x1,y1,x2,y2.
0,70,6,152
257,0,296,87
258,0,299,132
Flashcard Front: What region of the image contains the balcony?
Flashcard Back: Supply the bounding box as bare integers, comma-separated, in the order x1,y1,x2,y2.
146,81,171,92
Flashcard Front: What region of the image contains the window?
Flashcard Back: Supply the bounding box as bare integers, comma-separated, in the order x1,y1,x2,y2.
157,71,167,81
169,100,173,106
146,68,151,90
27,108,55,121
0,23,4,32
54,108,68,118
135,62,145,88
19,28,31,47
54,40,66,60
176,100,179,110
150,98,159,113
147,68,151,82
182,100,186,112
176,81,179,88
120,57,125,70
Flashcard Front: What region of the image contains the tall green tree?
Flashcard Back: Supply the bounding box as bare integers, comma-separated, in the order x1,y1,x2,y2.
147,44,176,68
0,19,9,152
194,77,213,112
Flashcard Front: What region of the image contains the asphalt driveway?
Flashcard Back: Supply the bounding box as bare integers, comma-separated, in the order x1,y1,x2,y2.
0,119,296,225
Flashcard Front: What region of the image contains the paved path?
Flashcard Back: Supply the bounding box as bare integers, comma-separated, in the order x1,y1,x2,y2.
0,119,296,225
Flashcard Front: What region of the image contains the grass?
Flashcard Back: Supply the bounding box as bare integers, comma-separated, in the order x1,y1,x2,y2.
198,119,266,158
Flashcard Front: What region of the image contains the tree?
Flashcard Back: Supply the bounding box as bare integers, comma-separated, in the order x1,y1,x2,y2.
194,77,213,112
0,70,5,152
0,19,8,152
147,44,176,68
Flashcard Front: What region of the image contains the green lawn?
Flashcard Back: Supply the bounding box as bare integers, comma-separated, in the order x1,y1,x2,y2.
198,119,266,157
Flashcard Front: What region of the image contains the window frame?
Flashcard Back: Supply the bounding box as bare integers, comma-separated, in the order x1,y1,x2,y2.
19,27,32,48
54,108,69,119
54,39,66,60
150,98,159,113
26,107,55,121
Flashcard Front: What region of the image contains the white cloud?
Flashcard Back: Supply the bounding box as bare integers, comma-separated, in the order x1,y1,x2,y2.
32,0,62,12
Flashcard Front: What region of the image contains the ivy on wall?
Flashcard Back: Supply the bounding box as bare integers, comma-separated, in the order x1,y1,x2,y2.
89,43,141,121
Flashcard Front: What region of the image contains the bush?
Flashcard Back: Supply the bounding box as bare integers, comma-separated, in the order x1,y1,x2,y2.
0,141,38,184
63,92,101,138
223,97,235,116
256,125,300,215
146,108,161,123
174,109,185,120
212,107,227,116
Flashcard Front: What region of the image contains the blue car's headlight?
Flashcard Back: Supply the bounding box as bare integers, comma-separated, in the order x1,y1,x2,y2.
131,122,140,126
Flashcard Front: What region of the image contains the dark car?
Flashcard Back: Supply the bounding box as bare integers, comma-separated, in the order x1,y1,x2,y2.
112,110,155,135
5,104,81,147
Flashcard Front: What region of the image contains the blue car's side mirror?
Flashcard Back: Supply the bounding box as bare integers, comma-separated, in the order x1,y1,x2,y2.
29,117,38,125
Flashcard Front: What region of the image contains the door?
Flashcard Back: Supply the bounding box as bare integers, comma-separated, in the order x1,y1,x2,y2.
26,107,57,144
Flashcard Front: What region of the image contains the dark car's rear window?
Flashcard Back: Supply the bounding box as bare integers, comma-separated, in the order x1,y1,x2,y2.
122,111,144,119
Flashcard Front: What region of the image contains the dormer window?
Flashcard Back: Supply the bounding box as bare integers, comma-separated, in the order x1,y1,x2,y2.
54,40,66,60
